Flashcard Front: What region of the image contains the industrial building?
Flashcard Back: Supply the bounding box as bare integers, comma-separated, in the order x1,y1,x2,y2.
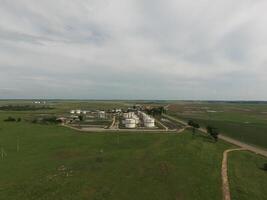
98,111,106,119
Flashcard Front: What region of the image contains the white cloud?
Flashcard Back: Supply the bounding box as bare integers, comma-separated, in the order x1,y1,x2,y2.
0,0,267,99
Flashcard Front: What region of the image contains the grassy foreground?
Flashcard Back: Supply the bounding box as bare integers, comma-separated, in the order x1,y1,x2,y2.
0,119,231,200
0,117,266,199
228,151,267,200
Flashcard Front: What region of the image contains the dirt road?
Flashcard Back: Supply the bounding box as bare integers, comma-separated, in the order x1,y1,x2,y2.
219,135,267,157
221,148,246,200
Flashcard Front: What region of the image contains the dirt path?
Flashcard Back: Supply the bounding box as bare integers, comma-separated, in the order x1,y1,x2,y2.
221,148,246,200
109,116,117,129
219,135,267,157
163,114,267,158
177,126,188,133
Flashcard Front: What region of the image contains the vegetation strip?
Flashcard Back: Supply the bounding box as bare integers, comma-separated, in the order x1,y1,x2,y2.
222,148,246,200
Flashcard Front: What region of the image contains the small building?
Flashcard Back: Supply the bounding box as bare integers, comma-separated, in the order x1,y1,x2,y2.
98,111,106,119
56,117,67,124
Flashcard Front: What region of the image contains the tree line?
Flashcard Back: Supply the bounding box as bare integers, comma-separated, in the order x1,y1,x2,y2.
187,120,219,142
145,106,166,116
0,105,53,111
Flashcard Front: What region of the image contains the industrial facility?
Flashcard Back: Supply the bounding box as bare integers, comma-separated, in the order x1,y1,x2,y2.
121,111,155,129
62,106,182,132
65,107,158,131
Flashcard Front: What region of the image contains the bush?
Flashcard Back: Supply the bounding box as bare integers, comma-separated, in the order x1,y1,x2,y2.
4,117,16,122
78,115,84,121
188,120,200,128
206,126,219,142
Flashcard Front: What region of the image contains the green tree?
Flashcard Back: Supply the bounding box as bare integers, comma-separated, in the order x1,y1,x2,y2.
188,120,200,134
78,115,84,121
206,126,219,142
4,116,16,122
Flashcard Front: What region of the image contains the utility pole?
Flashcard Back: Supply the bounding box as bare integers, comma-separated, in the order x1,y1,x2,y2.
117,134,120,145
17,136,20,152
1,147,7,160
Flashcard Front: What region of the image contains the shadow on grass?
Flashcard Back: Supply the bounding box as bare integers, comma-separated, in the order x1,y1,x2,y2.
190,132,216,143
259,163,267,172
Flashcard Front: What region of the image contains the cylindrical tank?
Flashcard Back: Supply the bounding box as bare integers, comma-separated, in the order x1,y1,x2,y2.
144,118,155,128
123,113,129,118
133,116,140,124
125,118,136,128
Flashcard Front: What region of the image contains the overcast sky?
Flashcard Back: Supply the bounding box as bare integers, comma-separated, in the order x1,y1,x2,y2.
0,0,267,100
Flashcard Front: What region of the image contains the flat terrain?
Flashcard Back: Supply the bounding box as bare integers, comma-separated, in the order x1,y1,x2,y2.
0,117,228,200
228,151,267,200
0,100,266,199
167,102,267,149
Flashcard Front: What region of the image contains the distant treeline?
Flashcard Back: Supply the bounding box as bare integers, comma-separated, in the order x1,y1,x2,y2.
4,116,21,122
145,106,166,116
202,101,267,104
0,105,54,111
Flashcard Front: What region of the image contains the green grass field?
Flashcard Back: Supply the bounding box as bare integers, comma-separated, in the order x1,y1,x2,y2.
0,100,266,199
168,102,267,149
0,119,227,200
228,151,267,200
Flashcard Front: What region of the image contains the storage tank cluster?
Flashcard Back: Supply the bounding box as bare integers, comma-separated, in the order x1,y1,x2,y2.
70,110,87,115
122,112,140,129
70,110,82,114
138,112,155,128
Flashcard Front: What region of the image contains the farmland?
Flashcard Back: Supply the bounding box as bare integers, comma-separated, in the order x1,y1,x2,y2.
0,100,266,199
167,101,267,149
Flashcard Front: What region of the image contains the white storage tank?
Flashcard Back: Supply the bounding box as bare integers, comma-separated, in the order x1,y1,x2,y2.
133,116,140,124
76,110,81,114
125,118,136,128
123,113,129,118
70,110,75,114
144,117,155,128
